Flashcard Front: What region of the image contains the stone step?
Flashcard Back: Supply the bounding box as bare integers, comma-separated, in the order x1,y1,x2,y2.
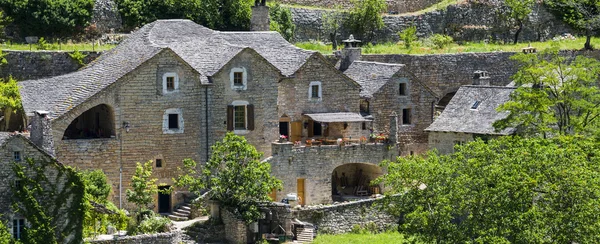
168,214,188,221
175,209,191,215
173,211,190,217
180,205,192,211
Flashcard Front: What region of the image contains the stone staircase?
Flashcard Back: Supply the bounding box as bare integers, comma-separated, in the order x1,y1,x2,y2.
168,202,193,221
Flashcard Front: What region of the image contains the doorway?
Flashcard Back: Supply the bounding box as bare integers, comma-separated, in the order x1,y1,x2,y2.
297,178,305,206
158,185,171,213
279,122,289,138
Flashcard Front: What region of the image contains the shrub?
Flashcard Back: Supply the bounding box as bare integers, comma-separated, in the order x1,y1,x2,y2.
398,26,417,48
430,34,453,49
37,37,50,50
69,50,88,67
127,211,172,235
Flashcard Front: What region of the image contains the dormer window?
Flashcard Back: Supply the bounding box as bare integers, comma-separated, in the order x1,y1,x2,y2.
471,101,481,110
230,68,247,90
308,81,322,101
162,72,179,94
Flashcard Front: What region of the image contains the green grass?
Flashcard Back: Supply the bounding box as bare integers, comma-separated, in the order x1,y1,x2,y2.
0,42,116,52
296,37,600,55
313,232,419,244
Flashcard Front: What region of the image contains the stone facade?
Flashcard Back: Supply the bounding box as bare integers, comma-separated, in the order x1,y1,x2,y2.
222,209,249,244
427,131,475,155
251,6,270,32
87,231,183,244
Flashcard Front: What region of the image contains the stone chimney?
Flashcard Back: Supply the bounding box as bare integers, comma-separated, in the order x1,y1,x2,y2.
473,70,490,86
251,0,269,31
339,35,362,71
30,111,55,156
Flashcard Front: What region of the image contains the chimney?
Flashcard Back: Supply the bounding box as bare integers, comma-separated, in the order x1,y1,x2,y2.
251,0,270,31
473,70,490,86
339,35,362,71
30,111,55,156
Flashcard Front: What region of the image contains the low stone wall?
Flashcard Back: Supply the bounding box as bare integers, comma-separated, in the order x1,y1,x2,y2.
222,209,248,244
279,0,442,13
293,198,397,234
0,50,101,81
87,231,183,244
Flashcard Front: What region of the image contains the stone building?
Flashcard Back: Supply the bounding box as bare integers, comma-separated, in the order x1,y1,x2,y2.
426,85,516,154
0,132,82,242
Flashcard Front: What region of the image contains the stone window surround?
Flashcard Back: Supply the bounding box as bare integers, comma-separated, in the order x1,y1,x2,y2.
308,81,322,101
232,100,249,134
162,72,180,94
402,107,412,125
230,67,248,90
13,151,22,162
163,108,184,134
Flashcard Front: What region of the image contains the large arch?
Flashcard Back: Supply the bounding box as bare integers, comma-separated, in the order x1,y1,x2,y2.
331,163,383,202
62,104,116,140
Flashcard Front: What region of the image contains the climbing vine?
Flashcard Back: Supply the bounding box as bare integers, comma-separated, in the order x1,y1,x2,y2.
11,158,86,244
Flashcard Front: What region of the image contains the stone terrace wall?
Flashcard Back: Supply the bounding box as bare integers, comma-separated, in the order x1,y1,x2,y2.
87,231,183,244
0,51,101,81
291,1,572,43
279,0,442,14
293,198,397,234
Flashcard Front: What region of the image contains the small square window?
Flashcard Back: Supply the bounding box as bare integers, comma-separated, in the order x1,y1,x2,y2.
168,114,179,129
402,108,411,125
399,83,407,96
166,76,175,91
410,151,414,155
156,159,162,168
233,72,244,86
311,85,320,98
15,180,22,189
13,151,21,162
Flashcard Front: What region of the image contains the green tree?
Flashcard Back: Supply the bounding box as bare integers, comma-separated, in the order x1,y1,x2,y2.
0,219,13,244
346,0,386,42
493,46,600,137
398,25,417,49
503,0,535,44
0,76,22,132
202,132,282,222
126,161,158,211
82,170,112,203
376,136,600,243
322,5,345,50
546,0,600,50
0,0,94,37
269,2,296,42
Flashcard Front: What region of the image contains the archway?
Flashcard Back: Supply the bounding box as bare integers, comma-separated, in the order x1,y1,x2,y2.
62,104,115,140
331,163,383,202
436,91,457,115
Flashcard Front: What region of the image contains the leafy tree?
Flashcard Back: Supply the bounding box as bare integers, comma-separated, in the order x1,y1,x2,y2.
375,135,600,243
0,76,24,132
0,0,94,37
346,0,386,42
493,45,600,137
398,25,417,49
82,170,112,203
0,219,12,244
269,2,296,42
322,5,345,50
546,0,600,50
126,161,158,211
503,0,535,44
173,158,205,195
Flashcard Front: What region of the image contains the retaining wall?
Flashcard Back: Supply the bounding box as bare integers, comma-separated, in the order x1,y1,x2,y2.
87,231,183,244
0,50,101,81
279,0,442,13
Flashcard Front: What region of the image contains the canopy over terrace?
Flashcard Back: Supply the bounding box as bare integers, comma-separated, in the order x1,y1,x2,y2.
304,112,371,123
301,113,372,143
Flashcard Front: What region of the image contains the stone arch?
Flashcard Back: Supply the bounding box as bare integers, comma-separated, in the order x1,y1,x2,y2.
331,163,383,202
436,89,459,114
62,104,116,140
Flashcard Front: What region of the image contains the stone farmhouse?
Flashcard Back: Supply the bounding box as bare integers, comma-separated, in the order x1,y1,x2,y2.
0,132,83,242
16,13,494,211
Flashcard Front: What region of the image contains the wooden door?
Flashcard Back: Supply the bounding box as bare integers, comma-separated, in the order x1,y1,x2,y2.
291,121,302,143
269,188,277,201
297,178,305,206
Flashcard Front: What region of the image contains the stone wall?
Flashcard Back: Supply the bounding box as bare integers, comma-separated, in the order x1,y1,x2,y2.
92,0,123,33
268,142,397,205
87,231,183,244
222,209,248,244
427,131,474,155
0,51,101,81
278,0,442,13
291,1,572,43
293,198,397,234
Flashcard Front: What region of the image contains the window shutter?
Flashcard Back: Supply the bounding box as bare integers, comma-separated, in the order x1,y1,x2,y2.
308,121,314,137
227,105,234,131
247,104,255,131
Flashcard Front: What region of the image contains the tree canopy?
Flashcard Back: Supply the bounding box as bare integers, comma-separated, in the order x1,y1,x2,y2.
269,2,296,42
346,0,386,42
126,161,158,211
376,135,600,243
546,0,600,50
503,0,535,44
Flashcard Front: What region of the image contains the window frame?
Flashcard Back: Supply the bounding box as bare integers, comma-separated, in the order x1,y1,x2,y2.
231,100,250,133
230,67,248,90
13,151,21,162
163,108,184,134
308,81,322,101
13,218,25,240
162,72,179,94
402,108,412,125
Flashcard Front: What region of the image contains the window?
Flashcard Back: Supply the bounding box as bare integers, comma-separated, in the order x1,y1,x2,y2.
163,108,184,134
227,101,254,133
15,180,22,189
162,73,179,94
402,108,411,125
360,100,369,113
230,68,247,90
362,122,367,130
313,122,322,136
399,83,407,96
156,159,163,168
471,101,481,109
13,151,21,162
308,81,322,101
13,219,24,240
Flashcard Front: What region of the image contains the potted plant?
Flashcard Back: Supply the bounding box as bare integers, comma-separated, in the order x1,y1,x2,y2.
279,135,288,143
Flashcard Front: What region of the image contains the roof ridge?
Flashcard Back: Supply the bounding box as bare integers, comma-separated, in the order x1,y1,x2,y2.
463,85,517,89
352,60,405,66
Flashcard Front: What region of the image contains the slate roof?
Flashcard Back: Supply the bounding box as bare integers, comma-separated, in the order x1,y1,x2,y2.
19,19,316,120
425,85,516,135
0,132,13,145
304,113,370,122
343,61,404,98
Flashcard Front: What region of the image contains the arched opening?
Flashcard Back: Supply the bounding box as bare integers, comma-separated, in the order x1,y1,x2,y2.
63,104,115,140
436,91,457,115
332,163,383,202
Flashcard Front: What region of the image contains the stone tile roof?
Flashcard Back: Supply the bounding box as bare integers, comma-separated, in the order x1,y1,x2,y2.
343,61,404,98
425,85,516,135
304,112,370,122
0,132,13,145
19,19,315,120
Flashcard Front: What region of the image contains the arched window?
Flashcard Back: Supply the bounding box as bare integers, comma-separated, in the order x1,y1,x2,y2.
63,104,115,140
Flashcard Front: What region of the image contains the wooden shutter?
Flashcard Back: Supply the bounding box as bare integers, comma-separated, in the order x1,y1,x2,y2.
308,120,314,137
227,105,234,131
247,104,255,131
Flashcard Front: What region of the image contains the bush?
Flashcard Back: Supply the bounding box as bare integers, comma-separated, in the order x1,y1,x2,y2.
127,211,172,235
398,26,417,48
268,2,295,42
429,34,453,49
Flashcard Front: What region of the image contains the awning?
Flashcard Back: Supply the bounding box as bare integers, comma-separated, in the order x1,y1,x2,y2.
304,113,371,123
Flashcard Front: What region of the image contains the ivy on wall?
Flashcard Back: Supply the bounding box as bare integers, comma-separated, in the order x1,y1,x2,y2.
11,158,86,244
